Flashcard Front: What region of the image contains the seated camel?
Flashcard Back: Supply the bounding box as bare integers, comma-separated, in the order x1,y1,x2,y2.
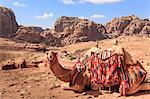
45,45,150,96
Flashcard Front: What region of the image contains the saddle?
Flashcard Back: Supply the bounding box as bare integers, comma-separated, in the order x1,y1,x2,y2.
88,50,122,87
73,50,122,87
73,49,146,96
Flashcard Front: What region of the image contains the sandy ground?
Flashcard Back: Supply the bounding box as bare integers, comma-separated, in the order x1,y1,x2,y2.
0,36,150,99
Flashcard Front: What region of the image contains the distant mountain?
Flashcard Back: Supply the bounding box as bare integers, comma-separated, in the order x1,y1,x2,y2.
0,6,149,47
105,15,150,38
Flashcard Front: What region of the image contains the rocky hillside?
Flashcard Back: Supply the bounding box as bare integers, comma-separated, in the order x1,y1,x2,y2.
52,16,107,46
105,15,150,38
0,6,18,37
0,6,150,46
12,16,107,46
12,25,44,43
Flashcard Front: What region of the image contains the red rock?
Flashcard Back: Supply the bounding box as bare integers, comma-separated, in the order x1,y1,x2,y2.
0,6,18,37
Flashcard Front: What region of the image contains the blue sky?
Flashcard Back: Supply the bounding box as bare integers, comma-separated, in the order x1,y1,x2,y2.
0,0,149,28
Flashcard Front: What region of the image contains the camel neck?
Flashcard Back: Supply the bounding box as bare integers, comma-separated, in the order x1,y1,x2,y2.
49,57,72,82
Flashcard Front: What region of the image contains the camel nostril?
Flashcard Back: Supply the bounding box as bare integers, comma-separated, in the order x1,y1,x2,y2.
50,56,52,58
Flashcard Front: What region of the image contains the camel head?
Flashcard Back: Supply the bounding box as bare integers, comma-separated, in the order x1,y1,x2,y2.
46,51,58,63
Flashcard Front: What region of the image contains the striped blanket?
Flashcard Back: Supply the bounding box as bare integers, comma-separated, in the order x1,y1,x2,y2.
73,49,146,96
75,50,123,86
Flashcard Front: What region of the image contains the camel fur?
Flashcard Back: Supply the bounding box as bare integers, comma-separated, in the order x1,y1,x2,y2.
46,46,150,95
45,51,90,92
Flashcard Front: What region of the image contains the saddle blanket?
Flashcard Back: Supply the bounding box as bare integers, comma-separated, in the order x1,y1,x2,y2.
75,49,123,87
73,48,146,96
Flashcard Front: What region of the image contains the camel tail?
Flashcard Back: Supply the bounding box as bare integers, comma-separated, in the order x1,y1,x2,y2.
139,83,150,91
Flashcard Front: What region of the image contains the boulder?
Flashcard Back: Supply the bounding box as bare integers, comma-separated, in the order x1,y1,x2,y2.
0,6,18,37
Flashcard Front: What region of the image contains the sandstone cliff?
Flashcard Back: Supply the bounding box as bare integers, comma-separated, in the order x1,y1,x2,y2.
0,6,18,37
13,26,44,43
53,16,107,46
1,6,150,47
105,15,150,38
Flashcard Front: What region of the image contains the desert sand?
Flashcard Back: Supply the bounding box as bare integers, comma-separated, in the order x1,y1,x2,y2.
0,36,150,99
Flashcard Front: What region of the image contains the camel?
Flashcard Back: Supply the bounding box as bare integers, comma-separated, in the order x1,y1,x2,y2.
45,45,150,96
45,51,90,92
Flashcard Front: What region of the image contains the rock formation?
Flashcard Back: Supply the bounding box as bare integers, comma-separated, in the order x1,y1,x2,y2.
124,18,150,36
53,16,107,46
105,15,150,38
0,6,18,37
0,6,150,47
13,26,44,43
41,29,61,46
13,15,150,46
140,25,150,35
